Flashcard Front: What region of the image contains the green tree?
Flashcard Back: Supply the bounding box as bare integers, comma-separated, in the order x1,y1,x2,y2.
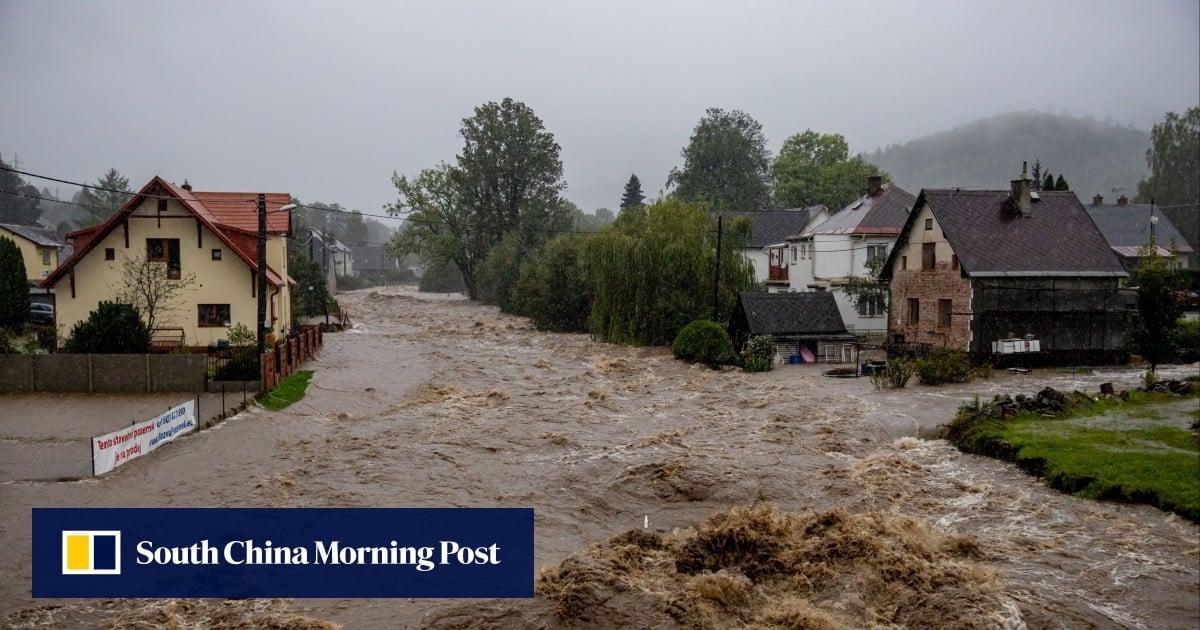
1054,174,1070,191
620,174,645,210
288,250,332,320
842,254,889,315
342,210,369,246
0,156,41,225
511,233,594,332
771,130,889,210
1127,239,1183,374
388,163,484,297
585,198,754,345
64,301,151,353
75,168,133,227
112,254,197,332
668,108,772,212
1031,159,1044,192
1137,107,1200,255
389,98,569,300
0,236,30,331
1043,172,1055,192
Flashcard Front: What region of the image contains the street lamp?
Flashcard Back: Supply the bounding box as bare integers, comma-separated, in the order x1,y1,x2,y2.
258,195,297,375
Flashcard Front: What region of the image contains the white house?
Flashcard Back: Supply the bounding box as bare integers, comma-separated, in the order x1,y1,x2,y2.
728,207,826,292
787,176,915,334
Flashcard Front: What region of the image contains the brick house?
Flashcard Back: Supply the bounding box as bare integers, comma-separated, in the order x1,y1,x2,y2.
880,172,1128,363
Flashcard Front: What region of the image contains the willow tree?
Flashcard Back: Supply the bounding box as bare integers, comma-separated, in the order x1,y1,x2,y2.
585,198,753,346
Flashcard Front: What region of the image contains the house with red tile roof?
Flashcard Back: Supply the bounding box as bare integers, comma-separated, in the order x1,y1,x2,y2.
880,169,1129,363
41,177,294,348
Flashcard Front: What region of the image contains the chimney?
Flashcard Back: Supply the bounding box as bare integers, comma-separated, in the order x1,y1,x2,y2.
867,175,883,197
181,179,192,192
1010,162,1032,217
1092,194,1104,206
1117,194,1128,206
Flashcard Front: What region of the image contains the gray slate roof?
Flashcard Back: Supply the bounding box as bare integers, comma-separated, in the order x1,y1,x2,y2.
733,291,848,336
0,223,63,248
1086,203,1195,253
911,189,1125,276
724,209,818,248
802,184,915,236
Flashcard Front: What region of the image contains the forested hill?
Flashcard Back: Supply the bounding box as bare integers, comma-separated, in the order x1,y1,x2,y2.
865,111,1150,199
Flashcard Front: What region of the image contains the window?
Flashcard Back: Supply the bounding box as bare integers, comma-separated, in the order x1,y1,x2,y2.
791,246,797,263
866,244,887,263
901,255,907,270
924,218,933,230
922,243,936,270
147,238,181,279
938,299,952,327
857,294,885,318
41,250,51,265
799,243,810,260
105,248,115,261
198,304,231,328
952,254,959,270
212,248,222,261
907,298,920,325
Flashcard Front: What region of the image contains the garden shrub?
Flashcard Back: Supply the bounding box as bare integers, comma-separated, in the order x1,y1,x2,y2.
870,357,914,389
1178,319,1199,363
741,335,777,372
63,301,151,354
672,320,734,367
914,349,973,385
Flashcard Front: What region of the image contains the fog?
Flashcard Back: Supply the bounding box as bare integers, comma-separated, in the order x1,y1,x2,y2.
1,0,1196,219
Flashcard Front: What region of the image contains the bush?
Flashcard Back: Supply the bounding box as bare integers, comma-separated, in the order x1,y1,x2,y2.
870,357,914,389
419,260,467,293
914,349,973,385
63,301,151,353
511,234,593,333
741,335,777,372
672,320,734,367
214,350,259,381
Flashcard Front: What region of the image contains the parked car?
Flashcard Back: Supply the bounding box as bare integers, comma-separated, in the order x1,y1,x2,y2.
29,303,54,325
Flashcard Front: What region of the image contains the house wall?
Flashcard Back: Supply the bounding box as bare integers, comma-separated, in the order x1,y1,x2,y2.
786,233,895,333
50,197,291,347
887,203,973,350
0,227,58,281
741,247,769,285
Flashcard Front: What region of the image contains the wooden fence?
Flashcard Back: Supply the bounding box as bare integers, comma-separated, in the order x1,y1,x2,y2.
261,325,323,390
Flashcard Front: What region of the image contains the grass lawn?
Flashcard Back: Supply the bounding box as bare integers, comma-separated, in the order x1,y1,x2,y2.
947,389,1200,521
259,370,314,411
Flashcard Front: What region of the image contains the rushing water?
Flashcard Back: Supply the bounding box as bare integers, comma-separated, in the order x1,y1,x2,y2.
1,286,1196,628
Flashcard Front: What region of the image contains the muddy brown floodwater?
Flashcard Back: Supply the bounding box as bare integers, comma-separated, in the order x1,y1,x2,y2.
1,286,1197,629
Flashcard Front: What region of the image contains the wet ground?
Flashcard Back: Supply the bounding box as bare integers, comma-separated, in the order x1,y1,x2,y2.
1,286,1197,628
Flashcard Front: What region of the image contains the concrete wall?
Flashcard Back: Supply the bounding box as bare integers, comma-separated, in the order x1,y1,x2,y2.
0,354,206,393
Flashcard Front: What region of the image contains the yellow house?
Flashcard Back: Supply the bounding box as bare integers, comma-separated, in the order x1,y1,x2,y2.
41,176,294,348
0,223,64,282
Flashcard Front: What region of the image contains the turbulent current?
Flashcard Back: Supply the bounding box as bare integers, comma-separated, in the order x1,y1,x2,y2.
1,286,1196,628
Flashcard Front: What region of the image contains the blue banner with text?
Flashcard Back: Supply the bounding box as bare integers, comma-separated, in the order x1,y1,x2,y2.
34,508,534,598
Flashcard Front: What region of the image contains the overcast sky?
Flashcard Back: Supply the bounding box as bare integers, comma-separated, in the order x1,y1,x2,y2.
1,0,1197,233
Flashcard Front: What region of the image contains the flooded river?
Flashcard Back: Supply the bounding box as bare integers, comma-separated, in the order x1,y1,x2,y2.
1,286,1196,628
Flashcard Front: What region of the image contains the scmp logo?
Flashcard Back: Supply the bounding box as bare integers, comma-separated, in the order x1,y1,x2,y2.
62,531,121,575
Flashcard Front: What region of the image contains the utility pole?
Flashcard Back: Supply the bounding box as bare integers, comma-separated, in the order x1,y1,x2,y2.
713,215,723,320
256,193,268,369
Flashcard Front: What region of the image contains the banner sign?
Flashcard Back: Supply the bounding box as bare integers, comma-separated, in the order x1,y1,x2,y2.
33,508,534,598
91,400,196,475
